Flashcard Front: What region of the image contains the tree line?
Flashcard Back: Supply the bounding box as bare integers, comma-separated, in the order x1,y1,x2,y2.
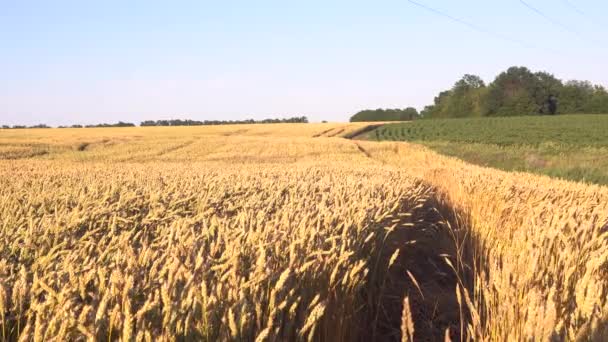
1,122,136,129
2,124,52,129
421,66,608,118
140,116,308,126
350,108,419,122
1,116,308,129
349,66,608,121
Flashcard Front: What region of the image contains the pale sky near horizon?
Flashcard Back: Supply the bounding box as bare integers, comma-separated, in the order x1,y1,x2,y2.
1,0,607,126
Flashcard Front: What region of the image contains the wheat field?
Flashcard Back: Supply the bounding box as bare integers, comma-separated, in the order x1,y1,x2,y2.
0,124,607,341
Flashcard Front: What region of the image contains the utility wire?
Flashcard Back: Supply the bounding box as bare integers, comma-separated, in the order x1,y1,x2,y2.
407,0,492,38
519,0,583,37
406,0,557,52
562,0,586,16
561,0,603,32
562,0,607,48
520,0,605,46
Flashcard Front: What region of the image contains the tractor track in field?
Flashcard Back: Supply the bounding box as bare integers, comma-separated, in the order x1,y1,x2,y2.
326,128,345,137
353,141,389,165
357,191,474,341
349,132,477,341
312,128,337,138
354,142,373,159
156,140,196,157
344,124,385,139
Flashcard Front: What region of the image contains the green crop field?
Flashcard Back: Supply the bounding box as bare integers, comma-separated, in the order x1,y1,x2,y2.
364,114,608,185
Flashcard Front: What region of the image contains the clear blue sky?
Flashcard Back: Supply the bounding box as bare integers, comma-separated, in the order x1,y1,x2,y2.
1,0,607,125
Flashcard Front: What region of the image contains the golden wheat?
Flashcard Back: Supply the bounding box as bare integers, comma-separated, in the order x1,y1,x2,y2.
0,123,606,341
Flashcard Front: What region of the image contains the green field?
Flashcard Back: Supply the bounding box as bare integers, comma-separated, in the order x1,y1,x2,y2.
364,114,608,185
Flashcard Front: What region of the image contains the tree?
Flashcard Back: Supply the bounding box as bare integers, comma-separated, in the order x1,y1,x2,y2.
419,105,435,118
483,67,533,116
399,107,419,120
560,80,594,113
454,74,486,90
481,67,563,116
585,86,608,113
391,66,607,119
534,71,563,114
450,74,486,117
422,75,486,119
423,91,452,118
350,108,419,122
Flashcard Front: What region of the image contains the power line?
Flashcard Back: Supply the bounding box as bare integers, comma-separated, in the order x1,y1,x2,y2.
561,0,603,31
562,0,586,16
407,0,491,37
406,0,556,52
520,0,605,46
519,0,583,37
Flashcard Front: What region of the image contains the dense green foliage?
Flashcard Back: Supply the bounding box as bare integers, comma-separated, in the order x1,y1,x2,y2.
421,75,487,118
366,115,608,184
140,116,308,126
350,108,419,122
421,67,608,118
